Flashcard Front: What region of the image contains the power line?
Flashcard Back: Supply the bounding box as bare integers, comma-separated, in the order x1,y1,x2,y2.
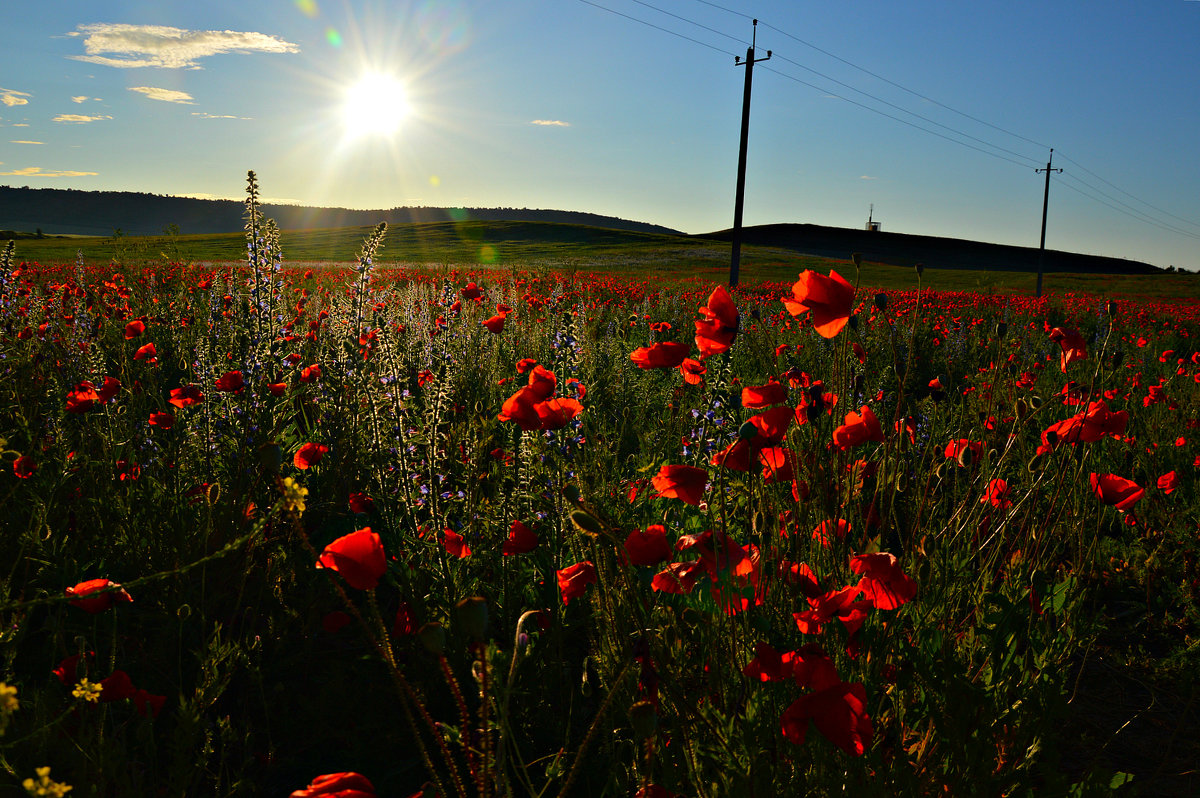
1057,171,1200,239
575,0,738,57
1056,150,1200,232
759,64,1037,169
625,0,748,47
1055,178,1200,243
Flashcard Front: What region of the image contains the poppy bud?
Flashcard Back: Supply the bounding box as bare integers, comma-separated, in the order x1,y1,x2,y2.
957,446,974,468
562,485,583,507
873,293,888,312
1111,351,1123,368
914,262,924,276
1028,452,1047,473
569,509,604,538
258,442,282,473
852,252,862,269
1014,398,1029,419
852,374,864,395
418,622,445,655
995,322,1007,339
1030,395,1044,410
455,597,488,643
737,421,758,441
847,314,858,330
1106,300,1117,316
629,700,658,740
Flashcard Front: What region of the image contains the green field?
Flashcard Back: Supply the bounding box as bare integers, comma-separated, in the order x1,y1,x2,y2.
9,221,1200,300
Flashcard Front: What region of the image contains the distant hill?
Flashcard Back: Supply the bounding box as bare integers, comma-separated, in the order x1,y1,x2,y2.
0,186,681,238
699,223,1162,275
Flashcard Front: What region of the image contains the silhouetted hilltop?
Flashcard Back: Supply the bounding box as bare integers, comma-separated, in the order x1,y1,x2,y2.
699,223,1161,275
0,186,680,238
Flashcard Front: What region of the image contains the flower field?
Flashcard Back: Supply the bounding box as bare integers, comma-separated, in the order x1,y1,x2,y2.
1,183,1198,796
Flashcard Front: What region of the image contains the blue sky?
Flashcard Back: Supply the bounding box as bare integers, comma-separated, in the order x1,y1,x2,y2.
1,1,1198,269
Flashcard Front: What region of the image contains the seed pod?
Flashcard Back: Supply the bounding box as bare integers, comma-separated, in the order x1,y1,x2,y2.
418,622,445,656
258,442,282,473
455,597,488,643
914,262,925,277
629,700,658,740
569,509,604,538
995,322,1007,339
738,421,758,441
873,293,888,312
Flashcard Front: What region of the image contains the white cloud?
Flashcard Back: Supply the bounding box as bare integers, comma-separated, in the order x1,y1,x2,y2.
53,113,113,123
530,119,570,127
67,24,300,69
71,96,95,103
1,88,31,107
859,175,878,180
128,86,194,104
10,140,43,145
11,123,29,127
190,111,250,120
0,166,98,177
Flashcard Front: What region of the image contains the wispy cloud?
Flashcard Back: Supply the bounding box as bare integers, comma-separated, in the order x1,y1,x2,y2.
67,24,300,69
53,113,113,123
530,119,570,127
10,140,43,145
859,175,878,180
190,111,250,120
71,95,99,103
1,88,31,107
0,166,98,177
129,86,194,104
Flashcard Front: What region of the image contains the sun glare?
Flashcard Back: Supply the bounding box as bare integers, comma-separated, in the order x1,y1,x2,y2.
342,73,409,138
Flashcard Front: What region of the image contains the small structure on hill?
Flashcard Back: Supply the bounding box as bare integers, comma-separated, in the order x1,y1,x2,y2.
865,204,881,232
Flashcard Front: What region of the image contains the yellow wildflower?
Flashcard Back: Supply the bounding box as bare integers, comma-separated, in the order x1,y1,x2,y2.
71,679,102,704
22,766,73,797
0,682,18,735
281,476,308,515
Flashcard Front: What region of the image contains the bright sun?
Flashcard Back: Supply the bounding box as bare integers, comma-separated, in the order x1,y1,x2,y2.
342,73,409,138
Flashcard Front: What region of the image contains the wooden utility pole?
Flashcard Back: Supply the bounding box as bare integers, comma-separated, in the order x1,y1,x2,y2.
729,20,770,288
1035,149,1062,298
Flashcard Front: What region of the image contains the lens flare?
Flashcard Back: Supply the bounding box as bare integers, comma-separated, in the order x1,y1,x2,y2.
325,27,343,47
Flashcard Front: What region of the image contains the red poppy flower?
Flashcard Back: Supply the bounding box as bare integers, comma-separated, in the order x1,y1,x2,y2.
393,602,417,637
944,439,984,466
99,670,137,702
317,527,386,590
780,680,873,756
811,519,851,548
1157,471,1178,496
793,585,865,635
676,530,754,580
832,405,884,450
782,270,856,339
758,446,794,483
52,651,94,685
850,552,917,610
1049,327,1087,372
483,313,506,333
503,520,539,555
348,492,374,514
694,285,739,358
981,478,1013,509
169,384,204,409
1089,473,1144,511
66,579,133,614
289,772,377,798
747,406,794,444
461,282,483,301
300,364,322,383
442,528,472,558
624,525,672,567
13,455,36,479
322,611,353,633
527,365,557,400
651,464,708,506
96,376,120,404
147,411,174,429
679,358,707,385
780,560,822,599
742,382,787,409
294,442,329,469
557,561,596,605
711,438,753,472
535,396,583,430
650,561,705,594
66,381,100,413
134,342,157,363
266,382,288,397
124,320,146,339
630,342,690,369
215,370,245,393
498,386,543,431
132,688,166,718
516,358,538,374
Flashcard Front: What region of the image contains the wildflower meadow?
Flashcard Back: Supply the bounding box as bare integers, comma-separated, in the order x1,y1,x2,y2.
1,175,1198,796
